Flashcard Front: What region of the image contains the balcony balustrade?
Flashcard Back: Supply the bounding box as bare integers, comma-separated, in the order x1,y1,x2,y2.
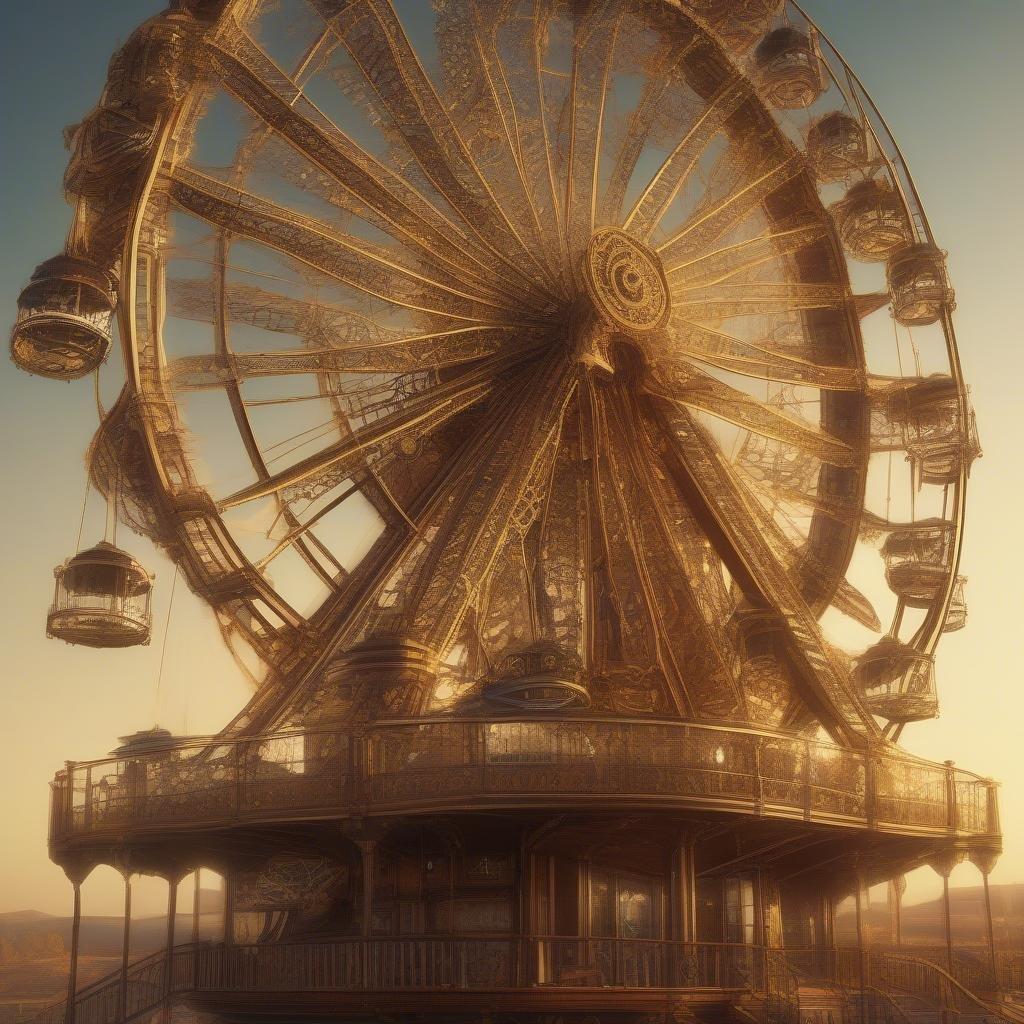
49,719,999,853
27,939,797,1024
29,939,1012,1024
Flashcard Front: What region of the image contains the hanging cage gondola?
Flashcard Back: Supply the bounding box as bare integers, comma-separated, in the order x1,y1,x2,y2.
887,243,956,326
47,541,153,648
806,112,870,183
10,255,116,380
754,26,823,109
832,178,913,262
853,636,938,723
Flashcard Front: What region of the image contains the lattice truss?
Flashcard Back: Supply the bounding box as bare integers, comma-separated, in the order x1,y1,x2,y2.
39,0,977,744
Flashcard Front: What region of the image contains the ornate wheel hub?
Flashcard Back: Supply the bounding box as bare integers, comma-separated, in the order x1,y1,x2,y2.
583,228,672,338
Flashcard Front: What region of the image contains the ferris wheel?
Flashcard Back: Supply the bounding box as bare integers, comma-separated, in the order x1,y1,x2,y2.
11,0,977,747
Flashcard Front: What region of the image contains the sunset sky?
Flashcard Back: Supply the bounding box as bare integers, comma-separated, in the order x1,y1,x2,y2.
1,0,1022,919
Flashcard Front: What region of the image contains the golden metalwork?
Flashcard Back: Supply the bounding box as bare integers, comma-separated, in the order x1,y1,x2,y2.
10,1,1002,1021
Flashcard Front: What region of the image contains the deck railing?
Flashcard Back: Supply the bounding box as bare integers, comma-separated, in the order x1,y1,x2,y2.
49,718,999,847
33,939,1020,1024
785,947,1004,1023
29,939,798,1024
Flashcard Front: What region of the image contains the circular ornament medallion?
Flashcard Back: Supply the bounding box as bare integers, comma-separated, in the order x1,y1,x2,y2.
583,228,671,337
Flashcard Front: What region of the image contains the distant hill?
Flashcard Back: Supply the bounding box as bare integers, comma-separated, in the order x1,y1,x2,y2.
0,909,223,954
0,912,55,924
835,882,1024,947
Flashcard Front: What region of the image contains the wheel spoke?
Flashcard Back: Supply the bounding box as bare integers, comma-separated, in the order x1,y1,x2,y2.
564,0,621,264
488,0,572,285
623,79,751,242
670,281,848,320
166,314,542,387
166,167,531,322
664,220,829,283
208,29,537,306
439,0,565,285
646,361,859,468
599,33,702,226
670,320,862,391
311,0,558,293
645,396,882,745
217,353,519,509
656,154,806,266
728,471,881,631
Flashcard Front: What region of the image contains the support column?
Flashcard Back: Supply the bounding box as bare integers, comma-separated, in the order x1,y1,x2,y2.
684,840,697,943
887,875,906,949
818,891,837,983
356,839,378,938
191,869,201,944
982,871,997,986
942,874,953,972
355,839,378,991
222,871,235,947
64,877,83,1024
163,875,181,1023
930,849,965,975
118,873,132,1023
578,857,592,939
970,849,1000,990
854,871,867,1024
821,893,836,949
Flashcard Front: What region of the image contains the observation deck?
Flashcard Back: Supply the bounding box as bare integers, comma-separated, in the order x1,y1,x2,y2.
50,717,999,868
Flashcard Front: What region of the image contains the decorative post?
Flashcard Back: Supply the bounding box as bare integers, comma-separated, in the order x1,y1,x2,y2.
192,868,201,944
356,838,378,990
887,874,906,949
854,869,867,1024
969,849,1000,990
670,836,697,944
820,891,837,981
223,870,235,947
163,874,181,1023
64,871,85,1024
930,849,966,975
684,839,697,943
118,868,133,1023
356,839,377,938
944,759,957,835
